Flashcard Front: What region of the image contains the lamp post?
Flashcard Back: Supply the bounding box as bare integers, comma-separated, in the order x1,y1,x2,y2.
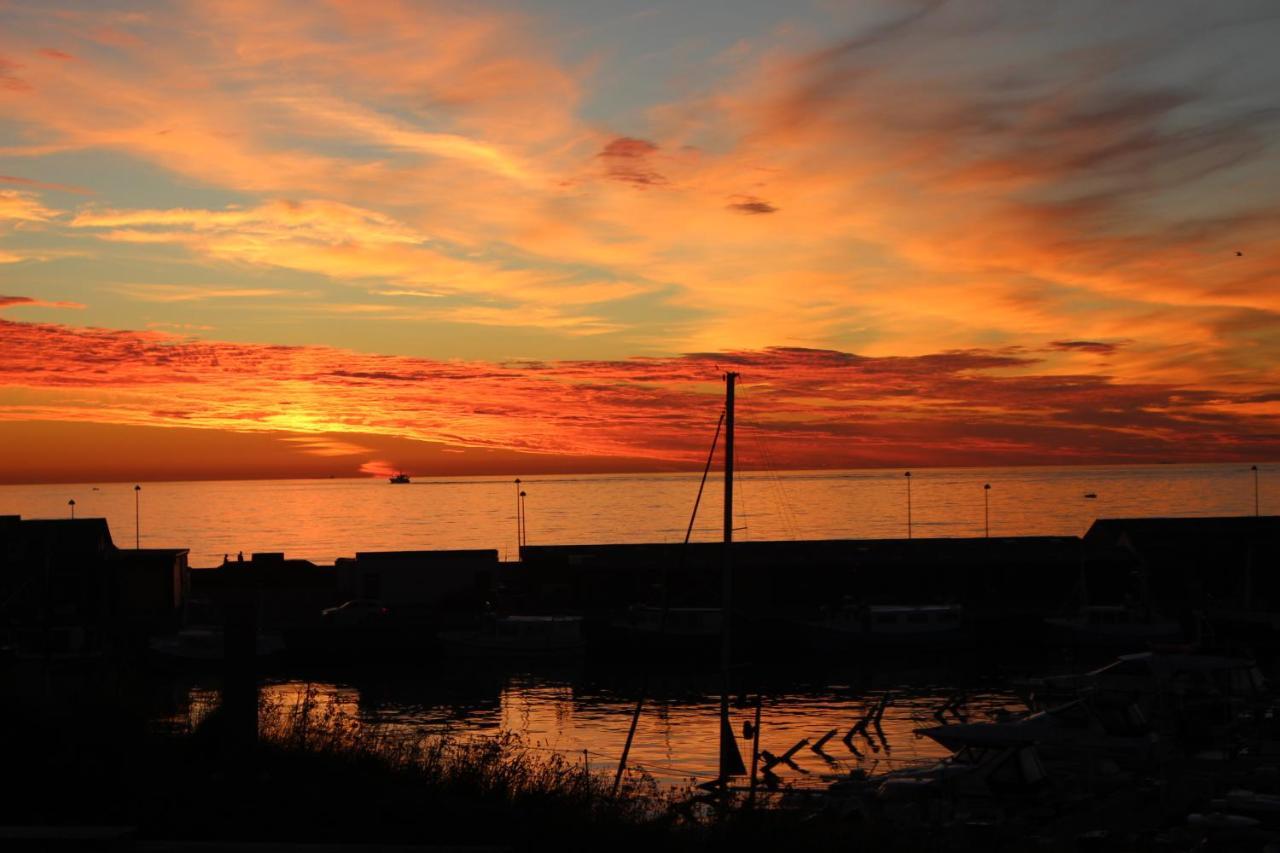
905,471,913,539
68,499,75,519
984,484,991,538
519,490,528,547
133,484,141,549
1253,465,1260,517
513,478,522,558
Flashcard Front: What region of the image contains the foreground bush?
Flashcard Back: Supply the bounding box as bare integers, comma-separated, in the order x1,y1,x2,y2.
2,681,913,851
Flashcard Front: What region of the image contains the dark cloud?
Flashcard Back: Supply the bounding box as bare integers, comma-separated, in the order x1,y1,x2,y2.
728,196,778,215
811,0,949,60
599,137,658,159
1050,340,1124,355
597,136,665,187
769,3,1280,212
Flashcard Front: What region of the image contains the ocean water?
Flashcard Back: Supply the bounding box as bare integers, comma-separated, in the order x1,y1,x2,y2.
0,462,1270,567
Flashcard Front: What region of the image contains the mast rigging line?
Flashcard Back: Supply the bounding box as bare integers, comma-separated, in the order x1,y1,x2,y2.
684,410,727,547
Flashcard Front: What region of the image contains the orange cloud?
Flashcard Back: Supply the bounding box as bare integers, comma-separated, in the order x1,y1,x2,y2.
0,1,1275,415
0,312,1276,478
0,295,84,310
0,189,56,222
73,199,654,327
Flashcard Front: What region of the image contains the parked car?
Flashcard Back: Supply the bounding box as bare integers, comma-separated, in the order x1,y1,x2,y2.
321,599,390,626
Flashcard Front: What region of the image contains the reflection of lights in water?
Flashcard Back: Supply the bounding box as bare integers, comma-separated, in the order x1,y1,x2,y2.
176,673,1023,789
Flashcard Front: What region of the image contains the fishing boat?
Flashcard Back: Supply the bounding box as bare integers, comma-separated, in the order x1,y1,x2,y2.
389,472,411,484
437,614,585,657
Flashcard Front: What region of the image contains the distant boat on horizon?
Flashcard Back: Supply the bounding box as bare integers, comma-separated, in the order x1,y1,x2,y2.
389,472,411,484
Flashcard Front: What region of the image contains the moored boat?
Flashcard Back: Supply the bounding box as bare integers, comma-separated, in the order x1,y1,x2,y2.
438,614,584,657
1043,604,1184,649
149,624,285,663
806,602,968,651
605,604,724,655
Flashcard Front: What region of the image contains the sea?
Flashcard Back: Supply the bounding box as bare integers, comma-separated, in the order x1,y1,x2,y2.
2,462,1272,789
0,462,1270,568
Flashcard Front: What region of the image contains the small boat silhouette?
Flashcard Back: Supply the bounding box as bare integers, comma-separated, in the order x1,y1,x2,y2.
389,472,410,484
1083,492,1097,499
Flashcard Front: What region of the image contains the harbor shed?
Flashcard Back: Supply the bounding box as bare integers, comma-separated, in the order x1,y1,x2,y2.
113,547,190,630
1084,516,1280,610
334,549,498,620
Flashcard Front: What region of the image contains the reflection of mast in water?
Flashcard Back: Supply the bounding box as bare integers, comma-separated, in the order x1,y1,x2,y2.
554,684,572,729
520,684,532,734
662,699,673,766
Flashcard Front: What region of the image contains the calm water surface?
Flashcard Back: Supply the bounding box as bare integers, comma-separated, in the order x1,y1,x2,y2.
0,463,1270,566
166,662,1028,790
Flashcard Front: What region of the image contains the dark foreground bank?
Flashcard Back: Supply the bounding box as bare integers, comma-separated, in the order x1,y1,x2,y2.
0,690,920,853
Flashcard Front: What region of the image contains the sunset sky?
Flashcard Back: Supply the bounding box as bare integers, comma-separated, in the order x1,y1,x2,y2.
2,0,1278,482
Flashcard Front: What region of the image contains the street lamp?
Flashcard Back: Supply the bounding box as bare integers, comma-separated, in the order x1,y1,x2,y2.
519,490,528,547
514,478,522,557
905,471,912,539
68,499,75,519
134,484,141,549
983,484,991,538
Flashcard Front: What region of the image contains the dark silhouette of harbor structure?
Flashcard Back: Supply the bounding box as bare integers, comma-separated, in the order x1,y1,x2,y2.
4,512,1278,664
4,511,1280,849
0,515,187,659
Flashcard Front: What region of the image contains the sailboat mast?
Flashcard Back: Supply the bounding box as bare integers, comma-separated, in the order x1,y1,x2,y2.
724,372,735,546
722,372,736,676
718,371,745,783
